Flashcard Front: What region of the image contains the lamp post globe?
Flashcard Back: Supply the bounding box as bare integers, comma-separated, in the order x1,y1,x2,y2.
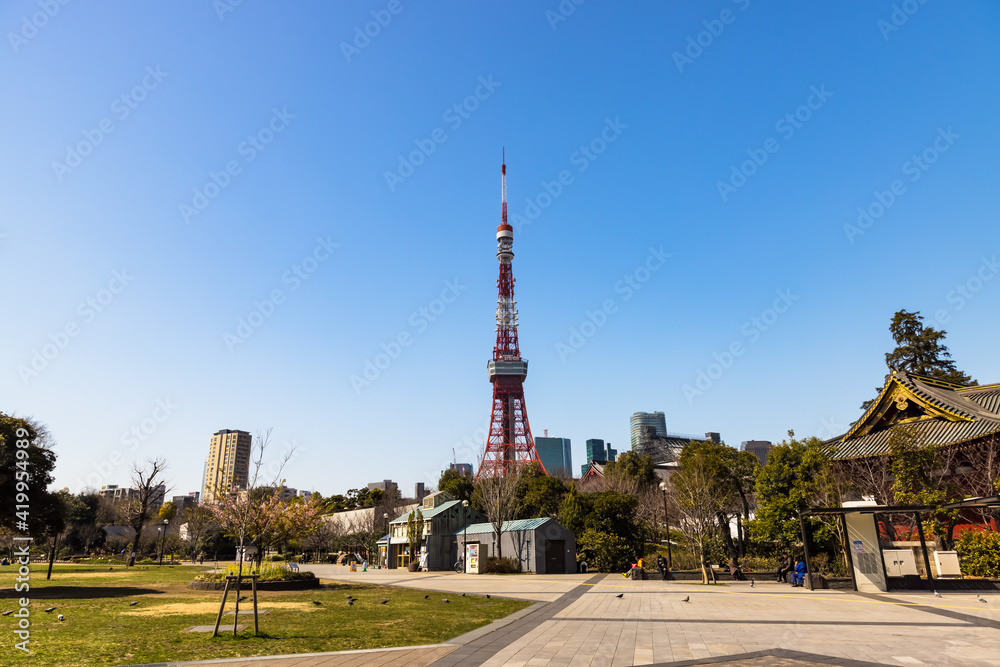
461,500,470,571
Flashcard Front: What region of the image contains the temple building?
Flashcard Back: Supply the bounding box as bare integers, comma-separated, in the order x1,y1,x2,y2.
828,369,1000,506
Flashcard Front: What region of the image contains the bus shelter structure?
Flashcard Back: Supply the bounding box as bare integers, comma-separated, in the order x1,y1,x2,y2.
798,496,1000,592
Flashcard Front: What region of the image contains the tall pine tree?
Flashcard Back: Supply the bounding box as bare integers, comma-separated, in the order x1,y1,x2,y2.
861,310,976,412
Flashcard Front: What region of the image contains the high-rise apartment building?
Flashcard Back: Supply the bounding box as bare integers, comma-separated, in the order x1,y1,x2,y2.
535,436,572,477
630,411,667,450
203,429,252,503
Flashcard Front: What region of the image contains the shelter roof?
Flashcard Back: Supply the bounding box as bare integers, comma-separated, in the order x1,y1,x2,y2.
453,517,553,536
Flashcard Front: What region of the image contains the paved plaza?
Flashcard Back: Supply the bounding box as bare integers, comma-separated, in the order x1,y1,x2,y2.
142,567,1000,667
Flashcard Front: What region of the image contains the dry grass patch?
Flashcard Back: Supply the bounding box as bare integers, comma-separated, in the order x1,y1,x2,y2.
125,601,320,617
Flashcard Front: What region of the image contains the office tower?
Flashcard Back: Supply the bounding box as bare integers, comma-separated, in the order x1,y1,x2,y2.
535,436,572,477
450,462,474,477
741,440,772,466
203,429,252,503
630,411,667,450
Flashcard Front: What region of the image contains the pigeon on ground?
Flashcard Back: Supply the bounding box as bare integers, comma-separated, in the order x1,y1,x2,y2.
380,599,389,604
977,594,988,604
345,594,353,598
347,600,354,606
44,607,56,613
109,567,113,571
424,595,429,599
237,596,247,602
312,601,322,606
462,593,466,597
933,590,942,598
681,596,690,602
615,594,623,599
1,611,12,616
57,614,64,621
486,594,491,599
129,601,139,606
443,599,450,603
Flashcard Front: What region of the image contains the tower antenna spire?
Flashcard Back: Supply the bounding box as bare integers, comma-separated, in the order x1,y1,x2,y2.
501,147,507,226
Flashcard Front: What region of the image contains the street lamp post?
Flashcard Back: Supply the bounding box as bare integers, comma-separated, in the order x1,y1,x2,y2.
461,500,471,572
157,519,169,566
383,512,389,568
658,482,672,573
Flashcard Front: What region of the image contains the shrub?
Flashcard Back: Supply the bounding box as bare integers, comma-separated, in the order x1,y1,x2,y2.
194,561,315,582
580,530,634,572
265,554,286,562
481,556,521,574
956,531,1000,578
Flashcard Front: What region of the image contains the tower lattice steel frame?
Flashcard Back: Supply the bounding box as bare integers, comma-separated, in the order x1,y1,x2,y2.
477,151,546,479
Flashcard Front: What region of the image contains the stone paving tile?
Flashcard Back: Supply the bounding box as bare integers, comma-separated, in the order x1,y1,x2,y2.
157,574,1000,667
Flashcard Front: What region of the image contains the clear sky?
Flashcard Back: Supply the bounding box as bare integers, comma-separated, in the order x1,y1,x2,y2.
3,1,999,499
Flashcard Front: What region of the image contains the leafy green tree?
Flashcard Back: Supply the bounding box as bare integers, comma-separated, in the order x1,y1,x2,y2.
574,490,646,572
0,414,61,536
520,476,568,518
888,424,962,549
405,507,424,565
751,432,842,559
515,462,568,518
559,483,590,536
861,309,976,411
438,468,474,502
158,501,177,522
603,451,657,489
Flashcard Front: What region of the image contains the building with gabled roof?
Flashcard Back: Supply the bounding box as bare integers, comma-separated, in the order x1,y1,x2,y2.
828,370,1000,520
829,369,1000,460
454,517,576,574
382,491,485,570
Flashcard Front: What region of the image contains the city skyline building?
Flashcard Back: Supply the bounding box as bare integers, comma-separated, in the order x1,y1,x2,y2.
630,411,667,450
202,429,252,503
741,440,773,466
535,436,572,478
581,438,617,476
367,479,398,494
449,462,473,477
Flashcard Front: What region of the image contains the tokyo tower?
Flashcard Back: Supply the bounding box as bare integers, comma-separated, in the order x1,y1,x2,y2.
477,151,546,479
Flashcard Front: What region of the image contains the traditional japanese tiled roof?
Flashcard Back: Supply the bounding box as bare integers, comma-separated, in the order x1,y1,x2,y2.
829,370,1000,460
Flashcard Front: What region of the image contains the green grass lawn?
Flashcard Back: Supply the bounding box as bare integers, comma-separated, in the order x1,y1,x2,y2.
2,564,530,666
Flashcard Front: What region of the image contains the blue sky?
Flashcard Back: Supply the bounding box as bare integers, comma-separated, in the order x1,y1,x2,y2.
3,1,999,498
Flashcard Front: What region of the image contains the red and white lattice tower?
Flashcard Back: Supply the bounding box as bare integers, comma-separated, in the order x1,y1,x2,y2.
477,151,546,480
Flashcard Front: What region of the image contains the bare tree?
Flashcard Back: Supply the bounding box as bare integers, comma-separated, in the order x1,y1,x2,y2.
672,451,728,584
122,458,169,566
474,468,524,560
206,428,293,633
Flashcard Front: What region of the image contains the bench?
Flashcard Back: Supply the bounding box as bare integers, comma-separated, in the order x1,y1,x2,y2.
288,563,299,573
